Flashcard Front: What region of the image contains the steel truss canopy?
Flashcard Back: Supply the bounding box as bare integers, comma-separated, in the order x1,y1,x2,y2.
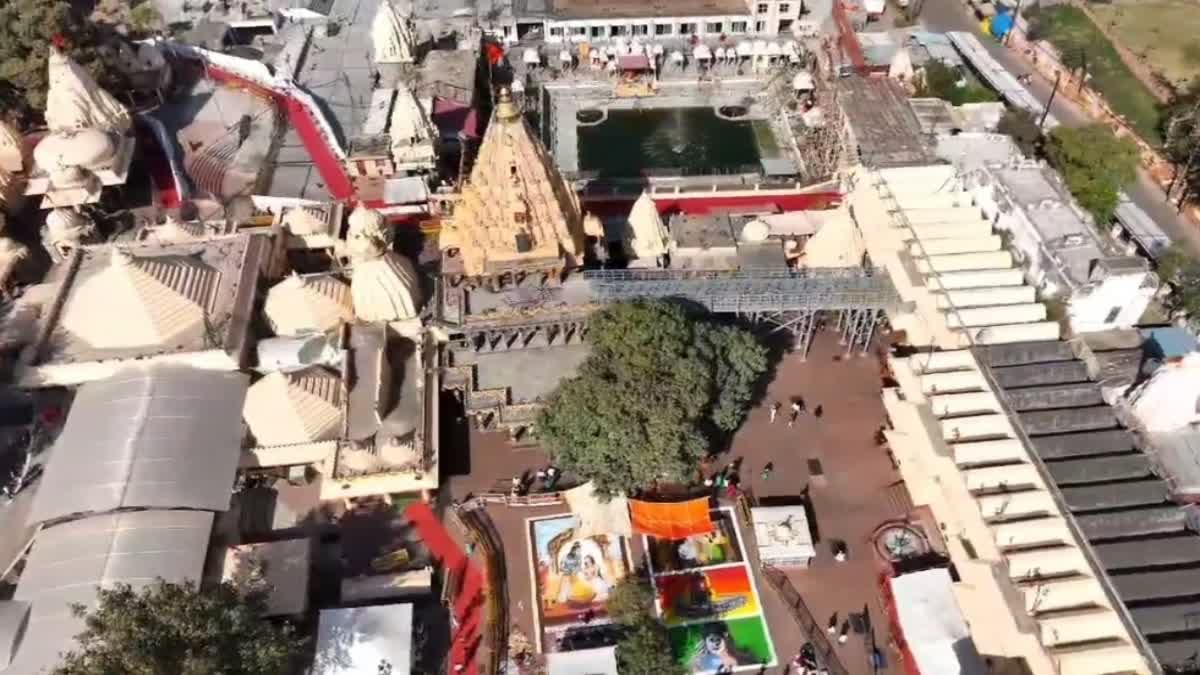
29,365,250,524
583,268,901,312
6,510,213,674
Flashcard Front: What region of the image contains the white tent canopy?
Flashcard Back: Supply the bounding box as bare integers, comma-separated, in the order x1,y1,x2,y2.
793,70,815,90
890,569,987,675
522,48,540,65
694,44,712,60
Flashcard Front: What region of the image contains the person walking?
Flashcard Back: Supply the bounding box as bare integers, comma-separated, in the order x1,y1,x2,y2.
789,401,801,426
769,401,780,423
761,462,774,481
813,404,823,420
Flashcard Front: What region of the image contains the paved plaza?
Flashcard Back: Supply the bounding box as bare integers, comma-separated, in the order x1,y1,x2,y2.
443,329,931,674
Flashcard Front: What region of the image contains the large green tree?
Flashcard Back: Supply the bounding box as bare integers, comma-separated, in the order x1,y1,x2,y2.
1162,80,1200,207
1045,124,1140,225
615,619,687,675
915,61,997,106
996,108,1044,158
607,575,686,675
0,0,118,122
1156,243,1200,318
537,300,768,496
53,580,304,675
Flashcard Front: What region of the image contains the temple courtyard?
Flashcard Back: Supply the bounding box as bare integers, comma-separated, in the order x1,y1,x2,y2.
443,329,936,674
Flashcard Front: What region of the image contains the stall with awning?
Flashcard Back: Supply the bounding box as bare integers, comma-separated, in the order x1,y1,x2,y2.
618,53,652,71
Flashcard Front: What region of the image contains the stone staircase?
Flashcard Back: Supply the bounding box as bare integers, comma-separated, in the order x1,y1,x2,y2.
442,364,543,434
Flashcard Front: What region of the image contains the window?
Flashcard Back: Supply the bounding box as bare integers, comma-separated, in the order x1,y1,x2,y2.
610,24,627,36
779,2,791,12
706,21,723,33
550,26,564,36
590,25,604,37
655,23,672,35
572,26,587,36
632,24,649,35
678,22,695,34
756,3,769,12
779,18,793,31
754,20,766,31
1104,306,1122,324
730,20,748,32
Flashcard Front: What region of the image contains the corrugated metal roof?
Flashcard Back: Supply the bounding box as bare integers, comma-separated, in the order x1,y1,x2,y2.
976,340,1074,368
1112,569,1200,603
1031,429,1136,460
1075,506,1187,542
1045,455,1154,486
1002,382,1104,412
1060,480,1168,512
1130,602,1200,637
28,365,249,524
1018,406,1119,436
6,510,212,674
1095,536,1200,571
990,361,1090,389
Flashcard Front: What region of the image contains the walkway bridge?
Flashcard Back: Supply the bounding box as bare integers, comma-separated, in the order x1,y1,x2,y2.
584,267,901,356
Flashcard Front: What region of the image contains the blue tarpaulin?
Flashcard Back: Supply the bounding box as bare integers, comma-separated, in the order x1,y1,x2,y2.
991,11,1014,39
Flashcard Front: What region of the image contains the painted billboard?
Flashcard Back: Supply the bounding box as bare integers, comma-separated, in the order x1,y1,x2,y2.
656,567,761,626
530,515,631,652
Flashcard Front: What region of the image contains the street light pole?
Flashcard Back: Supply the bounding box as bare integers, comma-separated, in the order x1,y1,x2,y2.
1039,71,1061,130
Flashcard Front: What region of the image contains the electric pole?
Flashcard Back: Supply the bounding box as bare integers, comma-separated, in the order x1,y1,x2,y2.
1039,71,1060,130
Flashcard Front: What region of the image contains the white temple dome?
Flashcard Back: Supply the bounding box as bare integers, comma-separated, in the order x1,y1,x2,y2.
351,249,421,322
45,47,132,134
34,129,117,174
347,203,386,237
264,274,354,337
243,367,344,446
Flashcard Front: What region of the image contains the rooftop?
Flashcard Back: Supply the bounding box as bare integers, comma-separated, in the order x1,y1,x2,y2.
981,161,1146,289
977,339,1194,672
3,510,213,674
18,233,268,387
838,76,935,168
28,365,249,524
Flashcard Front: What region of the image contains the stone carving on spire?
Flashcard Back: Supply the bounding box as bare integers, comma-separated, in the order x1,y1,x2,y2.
438,88,588,284
372,0,416,64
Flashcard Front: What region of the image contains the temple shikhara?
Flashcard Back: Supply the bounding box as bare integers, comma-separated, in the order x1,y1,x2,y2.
438,88,600,288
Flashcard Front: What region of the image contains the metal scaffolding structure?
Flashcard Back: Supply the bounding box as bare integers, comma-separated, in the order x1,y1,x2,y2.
584,268,899,357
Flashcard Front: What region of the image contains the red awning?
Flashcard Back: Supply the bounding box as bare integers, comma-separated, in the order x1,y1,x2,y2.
618,54,651,71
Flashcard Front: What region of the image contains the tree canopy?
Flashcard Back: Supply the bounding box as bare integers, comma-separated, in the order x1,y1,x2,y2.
996,108,1044,158
915,61,998,106
537,300,768,496
1156,243,1200,318
1045,124,1140,224
1162,80,1200,206
53,580,304,675
0,0,117,122
607,574,686,675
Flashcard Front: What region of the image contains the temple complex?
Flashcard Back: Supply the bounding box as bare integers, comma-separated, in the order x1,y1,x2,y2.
438,88,600,288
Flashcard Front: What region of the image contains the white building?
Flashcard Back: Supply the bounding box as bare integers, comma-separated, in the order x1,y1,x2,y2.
967,160,1157,334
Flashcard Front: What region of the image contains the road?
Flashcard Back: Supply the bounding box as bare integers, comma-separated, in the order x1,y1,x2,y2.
917,0,1200,256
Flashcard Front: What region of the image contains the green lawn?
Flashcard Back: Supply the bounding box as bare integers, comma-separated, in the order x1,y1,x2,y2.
1026,5,1165,145
1088,0,1200,90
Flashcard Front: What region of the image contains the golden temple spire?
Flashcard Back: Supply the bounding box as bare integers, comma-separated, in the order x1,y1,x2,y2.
494,87,520,122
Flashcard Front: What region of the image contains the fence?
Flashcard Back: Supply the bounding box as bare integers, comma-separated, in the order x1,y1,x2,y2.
457,504,510,675
760,565,849,675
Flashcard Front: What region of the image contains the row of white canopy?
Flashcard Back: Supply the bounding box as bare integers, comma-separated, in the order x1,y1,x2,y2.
523,39,802,65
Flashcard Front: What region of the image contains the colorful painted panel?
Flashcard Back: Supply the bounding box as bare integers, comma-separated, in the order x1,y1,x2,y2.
647,511,743,573
530,515,631,652
668,617,775,674
656,567,760,626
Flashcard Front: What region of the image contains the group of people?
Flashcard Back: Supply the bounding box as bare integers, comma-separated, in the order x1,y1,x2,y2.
510,465,561,496
768,397,824,427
